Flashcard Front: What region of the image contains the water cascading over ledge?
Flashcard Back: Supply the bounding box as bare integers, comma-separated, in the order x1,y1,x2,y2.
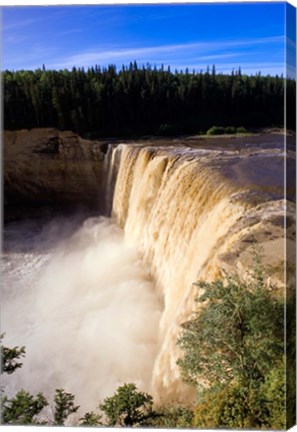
108,144,294,402
4,129,294,404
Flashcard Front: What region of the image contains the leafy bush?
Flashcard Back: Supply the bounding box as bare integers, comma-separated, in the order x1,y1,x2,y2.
53,388,80,425
150,405,194,428
259,363,285,429
195,383,269,429
224,126,236,134
193,385,255,429
1,333,25,374
206,126,225,135
99,383,154,426
177,269,284,387
206,125,248,135
177,262,285,429
193,364,285,429
1,390,48,425
1,336,80,426
79,411,103,426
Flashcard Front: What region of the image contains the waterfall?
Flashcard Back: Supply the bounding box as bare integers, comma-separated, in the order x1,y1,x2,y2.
110,144,290,402
103,144,123,216
3,134,291,412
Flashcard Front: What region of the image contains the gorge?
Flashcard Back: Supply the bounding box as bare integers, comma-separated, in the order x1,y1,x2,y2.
2,128,295,416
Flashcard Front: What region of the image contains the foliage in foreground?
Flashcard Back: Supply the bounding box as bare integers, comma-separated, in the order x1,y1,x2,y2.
1,385,80,426
0,334,25,375
177,263,286,429
1,390,48,425
148,404,194,428
0,336,187,427
99,383,154,426
53,388,80,425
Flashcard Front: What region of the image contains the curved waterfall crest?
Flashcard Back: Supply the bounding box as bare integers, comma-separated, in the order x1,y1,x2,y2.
103,143,291,402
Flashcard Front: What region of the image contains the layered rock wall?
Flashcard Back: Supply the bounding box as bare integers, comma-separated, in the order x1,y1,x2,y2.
4,128,106,209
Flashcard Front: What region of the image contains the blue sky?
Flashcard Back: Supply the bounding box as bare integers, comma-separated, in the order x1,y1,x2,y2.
2,2,296,77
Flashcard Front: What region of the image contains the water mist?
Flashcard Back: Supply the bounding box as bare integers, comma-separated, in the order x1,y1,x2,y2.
1,215,161,418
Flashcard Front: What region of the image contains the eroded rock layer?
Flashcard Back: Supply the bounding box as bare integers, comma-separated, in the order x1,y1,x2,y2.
4,128,106,209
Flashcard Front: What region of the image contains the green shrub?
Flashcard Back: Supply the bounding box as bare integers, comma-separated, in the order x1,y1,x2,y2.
151,405,194,428
79,411,103,426
99,383,154,427
53,388,80,425
193,363,285,429
177,270,284,387
206,126,225,135
259,363,285,429
177,261,285,429
224,126,236,134
2,390,48,425
193,383,272,429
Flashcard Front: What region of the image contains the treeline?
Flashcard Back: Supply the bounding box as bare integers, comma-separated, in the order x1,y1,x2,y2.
4,63,296,136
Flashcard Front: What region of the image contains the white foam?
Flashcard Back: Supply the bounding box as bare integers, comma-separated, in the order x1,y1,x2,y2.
1,216,161,417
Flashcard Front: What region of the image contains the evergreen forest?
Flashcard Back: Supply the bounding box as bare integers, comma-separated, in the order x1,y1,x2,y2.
3,64,296,136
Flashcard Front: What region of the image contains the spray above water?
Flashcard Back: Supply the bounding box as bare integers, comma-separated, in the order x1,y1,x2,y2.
2,216,161,415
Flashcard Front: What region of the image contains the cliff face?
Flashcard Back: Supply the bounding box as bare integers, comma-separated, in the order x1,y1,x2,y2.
4,128,106,209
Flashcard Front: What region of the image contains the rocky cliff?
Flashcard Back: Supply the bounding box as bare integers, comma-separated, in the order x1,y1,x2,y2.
4,128,106,209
